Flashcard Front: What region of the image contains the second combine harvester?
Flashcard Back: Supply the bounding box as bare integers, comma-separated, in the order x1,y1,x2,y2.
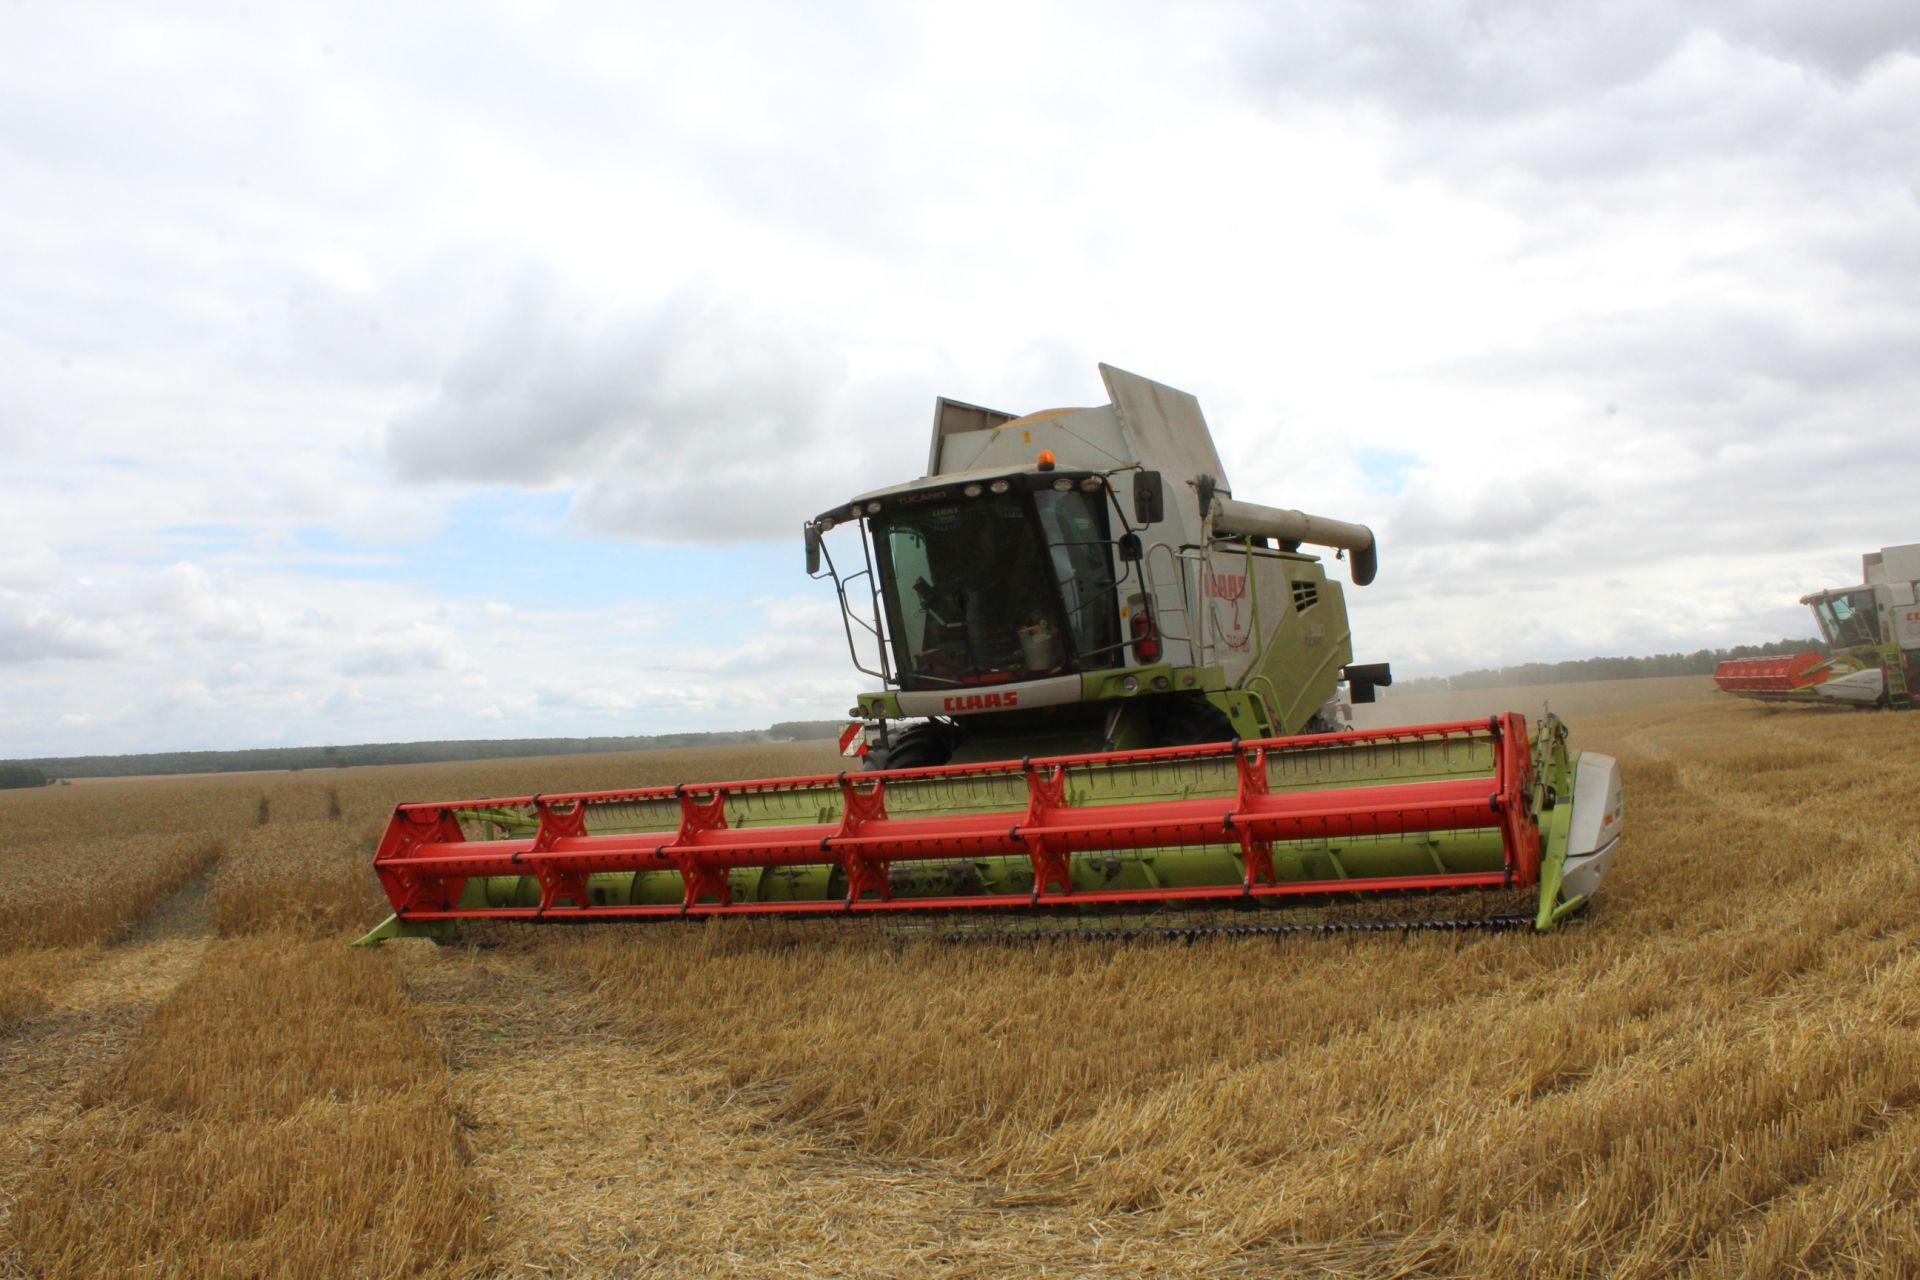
1712,543,1920,710
360,365,1623,943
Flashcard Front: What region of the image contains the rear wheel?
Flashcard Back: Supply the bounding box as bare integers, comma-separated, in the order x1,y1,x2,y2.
862,720,957,770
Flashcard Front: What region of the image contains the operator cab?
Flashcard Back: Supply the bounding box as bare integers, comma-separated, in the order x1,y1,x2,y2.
1805,588,1881,649
812,469,1127,691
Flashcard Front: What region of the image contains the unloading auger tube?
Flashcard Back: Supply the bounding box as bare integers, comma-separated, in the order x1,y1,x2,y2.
1208,495,1379,587
354,714,1623,945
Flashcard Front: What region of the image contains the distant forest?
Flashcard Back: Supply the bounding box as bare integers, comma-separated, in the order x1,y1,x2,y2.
1391,638,1822,694
2,720,846,783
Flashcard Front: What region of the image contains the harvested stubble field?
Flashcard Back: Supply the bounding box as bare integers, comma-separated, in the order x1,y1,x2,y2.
3,680,1917,1278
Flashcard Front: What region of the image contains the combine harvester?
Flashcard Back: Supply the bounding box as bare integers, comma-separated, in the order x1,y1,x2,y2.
1714,544,1920,710
358,366,1623,945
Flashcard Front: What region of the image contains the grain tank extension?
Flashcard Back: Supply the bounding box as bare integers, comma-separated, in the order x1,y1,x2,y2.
358,365,1623,943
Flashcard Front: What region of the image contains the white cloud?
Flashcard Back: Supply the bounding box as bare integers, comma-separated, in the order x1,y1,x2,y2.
382,275,891,540
0,560,853,757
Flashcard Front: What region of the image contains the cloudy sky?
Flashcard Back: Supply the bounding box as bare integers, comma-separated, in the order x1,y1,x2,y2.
3,1,1916,757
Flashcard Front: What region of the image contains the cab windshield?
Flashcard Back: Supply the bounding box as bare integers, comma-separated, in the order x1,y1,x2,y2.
872,486,1120,688
1811,590,1880,648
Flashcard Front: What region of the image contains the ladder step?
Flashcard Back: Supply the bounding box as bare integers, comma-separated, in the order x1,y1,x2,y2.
1882,658,1912,707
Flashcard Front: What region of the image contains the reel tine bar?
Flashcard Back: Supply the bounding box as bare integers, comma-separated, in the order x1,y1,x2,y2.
373,715,1539,924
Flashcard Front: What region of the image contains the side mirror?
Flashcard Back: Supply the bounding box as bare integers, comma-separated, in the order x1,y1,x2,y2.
804,523,822,575
1132,471,1164,525
1343,662,1393,703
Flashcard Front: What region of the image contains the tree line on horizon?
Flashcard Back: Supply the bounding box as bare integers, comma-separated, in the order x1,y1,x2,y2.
2,721,847,783
1390,638,1822,694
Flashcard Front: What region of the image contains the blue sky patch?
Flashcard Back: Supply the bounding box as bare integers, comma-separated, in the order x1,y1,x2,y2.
1356,448,1421,496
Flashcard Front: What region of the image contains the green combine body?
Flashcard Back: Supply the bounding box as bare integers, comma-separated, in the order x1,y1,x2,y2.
808,365,1396,767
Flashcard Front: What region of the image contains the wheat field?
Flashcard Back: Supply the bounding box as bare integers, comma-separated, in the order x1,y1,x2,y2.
2,679,1916,1278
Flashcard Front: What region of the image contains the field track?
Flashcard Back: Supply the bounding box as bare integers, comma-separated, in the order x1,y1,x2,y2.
0,869,215,1274
3,678,1916,1278
400,944,1293,1276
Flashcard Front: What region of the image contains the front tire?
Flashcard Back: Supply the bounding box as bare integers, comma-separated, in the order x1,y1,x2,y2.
862,721,958,771
1153,696,1236,746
